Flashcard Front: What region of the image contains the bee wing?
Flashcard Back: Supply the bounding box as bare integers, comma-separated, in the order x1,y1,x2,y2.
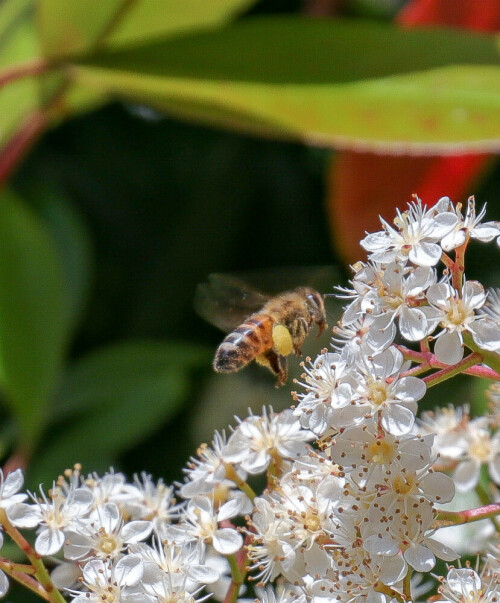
236,265,341,295
194,273,270,333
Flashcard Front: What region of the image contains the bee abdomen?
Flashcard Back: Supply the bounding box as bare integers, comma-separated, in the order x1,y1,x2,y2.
213,318,270,373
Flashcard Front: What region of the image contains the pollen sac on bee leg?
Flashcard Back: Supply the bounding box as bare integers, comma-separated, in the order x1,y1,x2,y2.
272,324,294,356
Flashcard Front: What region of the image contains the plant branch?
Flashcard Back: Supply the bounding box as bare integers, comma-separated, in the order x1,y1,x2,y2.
224,535,250,603
0,57,52,90
423,352,483,387
435,502,500,527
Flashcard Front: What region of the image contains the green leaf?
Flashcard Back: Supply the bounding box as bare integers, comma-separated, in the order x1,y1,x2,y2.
72,17,500,151
29,340,210,484
105,0,259,51
37,0,125,58
0,0,41,145
25,185,93,331
37,0,257,59
0,189,68,449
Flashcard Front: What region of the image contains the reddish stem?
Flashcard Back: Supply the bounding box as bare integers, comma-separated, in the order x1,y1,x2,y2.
0,110,49,187
0,58,51,90
437,502,500,526
423,352,483,386
223,534,251,603
396,345,500,380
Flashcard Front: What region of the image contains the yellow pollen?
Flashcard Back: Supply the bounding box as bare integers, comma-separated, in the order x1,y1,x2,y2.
368,440,394,464
470,438,491,462
445,299,468,326
392,474,416,495
99,534,118,555
304,512,321,532
213,483,230,507
369,381,388,406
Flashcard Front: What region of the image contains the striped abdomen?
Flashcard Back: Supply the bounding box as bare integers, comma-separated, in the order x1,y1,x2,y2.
213,315,273,373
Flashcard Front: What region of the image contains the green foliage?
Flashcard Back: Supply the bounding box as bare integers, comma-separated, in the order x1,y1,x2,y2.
29,340,211,486
0,189,68,450
0,2,499,149
37,0,258,58
0,0,39,141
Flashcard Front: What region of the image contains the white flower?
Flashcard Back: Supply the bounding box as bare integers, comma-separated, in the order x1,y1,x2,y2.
0,469,27,509
344,347,426,435
452,417,500,492
132,538,219,589
482,288,500,322
64,502,152,561
8,482,94,556
426,279,487,364
417,405,470,461
367,261,439,341
68,555,144,602
182,496,243,555
293,351,354,436
436,567,500,603
441,197,500,252
361,197,457,267
118,473,177,527
180,431,232,499
223,408,314,474
471,289,500,353
255,584,306,603
365,503,458,573
246,496,298,583
332,313,395,355
84,470,129,508
330,424,434,489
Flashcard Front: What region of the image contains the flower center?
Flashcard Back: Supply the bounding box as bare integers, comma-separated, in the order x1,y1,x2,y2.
368,381,388,406
98,531,119,555
303,510,321,532
444,298,469,328
469,437,492,462
368,439,395,464
392,473,416,496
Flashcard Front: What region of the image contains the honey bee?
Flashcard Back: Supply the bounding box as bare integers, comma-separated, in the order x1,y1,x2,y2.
195,274,327,386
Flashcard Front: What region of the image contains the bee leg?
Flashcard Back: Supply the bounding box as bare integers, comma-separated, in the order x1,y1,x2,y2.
257,351,288,387
255,354,271,368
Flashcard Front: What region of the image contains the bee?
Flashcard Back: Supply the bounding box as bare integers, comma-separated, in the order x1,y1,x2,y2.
195,274,327,386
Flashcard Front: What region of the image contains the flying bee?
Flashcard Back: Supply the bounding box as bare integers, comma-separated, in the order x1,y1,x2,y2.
195,274,327,386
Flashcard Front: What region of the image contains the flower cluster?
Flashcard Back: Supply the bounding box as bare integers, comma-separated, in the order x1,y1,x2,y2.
0,196,499,603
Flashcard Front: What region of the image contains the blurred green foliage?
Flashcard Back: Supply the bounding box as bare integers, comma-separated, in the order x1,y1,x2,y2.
0,0,497,508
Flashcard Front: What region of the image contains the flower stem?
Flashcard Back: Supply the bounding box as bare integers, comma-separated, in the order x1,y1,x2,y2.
224,464,257,502
0,509,66,603
0,557,50,600
403,567,412,600
435,502,500,526
423,352,483,387
463,333,500,376
224,536,249,603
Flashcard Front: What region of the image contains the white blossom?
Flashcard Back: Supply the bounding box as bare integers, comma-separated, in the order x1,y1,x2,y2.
441,197,500,251
67,555,144,602
182,496,243,555
426,279,487,364
223,407,314,474
360,197,457,267
8,482,94,556
64,501,152,561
